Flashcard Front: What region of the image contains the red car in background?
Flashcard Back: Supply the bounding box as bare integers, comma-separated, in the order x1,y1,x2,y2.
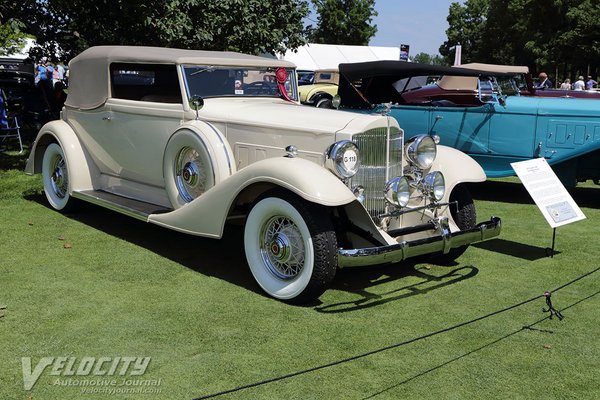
401,63,600,106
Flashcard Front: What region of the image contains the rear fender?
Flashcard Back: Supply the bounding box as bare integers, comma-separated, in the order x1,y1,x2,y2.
25,120,98,192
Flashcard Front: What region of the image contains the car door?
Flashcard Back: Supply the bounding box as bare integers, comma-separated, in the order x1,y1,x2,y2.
486,96,539,159
428,104,492,154
82,63,185,188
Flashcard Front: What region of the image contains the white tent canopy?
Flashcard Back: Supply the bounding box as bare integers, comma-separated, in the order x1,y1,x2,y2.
279,43,401,71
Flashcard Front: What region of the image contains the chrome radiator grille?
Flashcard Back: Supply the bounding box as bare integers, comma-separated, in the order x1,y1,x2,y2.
350,124,403,222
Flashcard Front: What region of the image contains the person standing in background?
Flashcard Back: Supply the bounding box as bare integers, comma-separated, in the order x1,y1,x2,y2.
573,76,585,90
536,72,553,89
559,78,571,90
36,57,54,85
585,76,597,90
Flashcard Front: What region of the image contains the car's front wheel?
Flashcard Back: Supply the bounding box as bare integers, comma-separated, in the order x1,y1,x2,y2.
244,191,337,303
435,184,476,264
41,143,73,211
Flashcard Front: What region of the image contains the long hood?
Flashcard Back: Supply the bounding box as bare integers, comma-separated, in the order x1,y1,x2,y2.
196,97,384,135
506,96,600,117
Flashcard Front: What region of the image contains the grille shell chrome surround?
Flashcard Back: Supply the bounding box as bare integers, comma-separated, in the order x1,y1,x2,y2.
349,123,403,223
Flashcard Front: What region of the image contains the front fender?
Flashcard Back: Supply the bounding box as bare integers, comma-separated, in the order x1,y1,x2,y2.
149,157,355,238
25,120,97,192
431,145,486,195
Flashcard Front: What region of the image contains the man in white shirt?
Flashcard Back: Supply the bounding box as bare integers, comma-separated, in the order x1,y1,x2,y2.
573,76,585,90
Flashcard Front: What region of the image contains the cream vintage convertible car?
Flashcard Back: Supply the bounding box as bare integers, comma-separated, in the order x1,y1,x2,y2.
25,46,501,303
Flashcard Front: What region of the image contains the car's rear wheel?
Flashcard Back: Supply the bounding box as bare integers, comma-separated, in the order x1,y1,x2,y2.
244,191,337,303
316,98,333,108
42,143,74,211
435,184,476,264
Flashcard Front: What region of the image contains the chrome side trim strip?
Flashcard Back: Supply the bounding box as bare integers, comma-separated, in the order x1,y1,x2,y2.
337,217,502,268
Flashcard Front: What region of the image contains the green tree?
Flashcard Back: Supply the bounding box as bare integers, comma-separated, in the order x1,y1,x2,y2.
309,0,377,45
558,0,600,78
412,52,447,66
442,0,600,81
0,20,29,56
440,0,489,65
5,0,310,61
0,1,29,56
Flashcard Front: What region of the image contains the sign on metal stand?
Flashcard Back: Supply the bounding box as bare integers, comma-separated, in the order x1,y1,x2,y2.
511,158,586,257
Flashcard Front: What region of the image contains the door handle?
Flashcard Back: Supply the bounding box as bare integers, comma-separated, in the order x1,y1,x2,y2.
102,115,111,121
435,115,443,121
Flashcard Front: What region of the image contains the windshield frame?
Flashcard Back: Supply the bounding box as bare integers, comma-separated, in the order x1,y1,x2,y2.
181,64,298,102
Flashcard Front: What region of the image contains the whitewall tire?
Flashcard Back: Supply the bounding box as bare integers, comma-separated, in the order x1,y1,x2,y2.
244,191,337,303
42,143,73,211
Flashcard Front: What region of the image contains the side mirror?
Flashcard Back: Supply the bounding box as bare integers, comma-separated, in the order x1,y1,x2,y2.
189,95,204,120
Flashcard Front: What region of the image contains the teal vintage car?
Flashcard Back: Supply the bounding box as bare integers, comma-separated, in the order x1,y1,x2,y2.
337,61,600,186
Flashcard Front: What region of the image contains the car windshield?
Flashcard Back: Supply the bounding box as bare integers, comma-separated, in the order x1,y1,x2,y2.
392,75,437,94
182,65,297,101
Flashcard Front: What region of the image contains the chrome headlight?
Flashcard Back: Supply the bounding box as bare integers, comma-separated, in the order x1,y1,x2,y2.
384,176,410,207
326,140,360,179
422,171,445,201
405,135,437,169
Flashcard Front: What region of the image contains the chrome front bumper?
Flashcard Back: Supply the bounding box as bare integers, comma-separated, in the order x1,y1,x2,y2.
337,216,501,268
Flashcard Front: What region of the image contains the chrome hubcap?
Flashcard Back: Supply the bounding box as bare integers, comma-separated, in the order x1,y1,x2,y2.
181,161,199,186
175,146,207,203
50,155,67,199
260,216,305,280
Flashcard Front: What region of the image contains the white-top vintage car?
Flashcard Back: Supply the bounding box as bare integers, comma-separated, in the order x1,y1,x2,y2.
26,46,501,303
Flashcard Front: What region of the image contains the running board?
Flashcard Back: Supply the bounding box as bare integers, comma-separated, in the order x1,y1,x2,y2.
72,190,172,221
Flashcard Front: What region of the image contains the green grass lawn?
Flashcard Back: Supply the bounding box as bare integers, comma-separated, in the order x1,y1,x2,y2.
1,149,599,399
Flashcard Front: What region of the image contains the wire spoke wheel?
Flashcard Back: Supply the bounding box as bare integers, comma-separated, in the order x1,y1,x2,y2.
260,215,306,280
175,146,208,202
244,191,337,303
49,154,68,199
42,143,73,211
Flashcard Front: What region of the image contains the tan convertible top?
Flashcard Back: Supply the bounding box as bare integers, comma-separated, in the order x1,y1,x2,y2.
437,63,530,91
458,63,530,74
65,46,296,110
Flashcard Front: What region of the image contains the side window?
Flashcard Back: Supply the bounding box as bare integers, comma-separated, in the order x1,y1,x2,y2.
110,63,182,103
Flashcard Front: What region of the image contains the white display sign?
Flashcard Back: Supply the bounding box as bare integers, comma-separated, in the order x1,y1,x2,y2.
511,158,586,228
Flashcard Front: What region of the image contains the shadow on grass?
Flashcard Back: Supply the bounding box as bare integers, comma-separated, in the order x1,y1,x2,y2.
0,149,29,171
470,180,600,209
24,193,482,308
472,238,560,261
25,192,487,308
25,192,261,297
315,264,479,313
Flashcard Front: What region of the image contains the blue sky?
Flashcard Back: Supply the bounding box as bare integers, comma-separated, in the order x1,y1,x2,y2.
307,0,463,56
369,0,463,55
